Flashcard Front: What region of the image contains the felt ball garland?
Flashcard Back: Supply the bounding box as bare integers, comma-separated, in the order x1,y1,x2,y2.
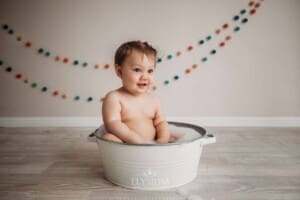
158,0,263,89
0,60,104,103
1,0,261,70
0,0,264,103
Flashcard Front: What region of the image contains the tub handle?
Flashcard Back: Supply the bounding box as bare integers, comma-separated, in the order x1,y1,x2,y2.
201,132,216,145
88,128,98,143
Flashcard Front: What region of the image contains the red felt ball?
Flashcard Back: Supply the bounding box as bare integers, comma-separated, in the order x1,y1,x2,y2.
220,42,226,47
187,46,193,51
223,23,229,29
249,1,255,7
250,9,256,15
104,64,110,69
16,73,23,79
25,41,32,47
63,58,69,63
53,91,59,96
216,29,221,34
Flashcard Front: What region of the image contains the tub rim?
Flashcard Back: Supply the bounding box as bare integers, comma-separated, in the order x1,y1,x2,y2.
92,121,207,147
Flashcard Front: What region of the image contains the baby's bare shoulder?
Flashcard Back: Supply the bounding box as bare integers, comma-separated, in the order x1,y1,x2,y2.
102,91,122,107
104,90,121,100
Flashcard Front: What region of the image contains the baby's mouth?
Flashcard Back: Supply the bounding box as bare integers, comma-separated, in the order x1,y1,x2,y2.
137,83,148,88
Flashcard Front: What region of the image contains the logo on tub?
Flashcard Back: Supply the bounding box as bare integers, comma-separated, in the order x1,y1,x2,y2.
130,168,170,186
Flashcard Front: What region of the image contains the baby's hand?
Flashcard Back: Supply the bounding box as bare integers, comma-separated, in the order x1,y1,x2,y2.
156,137,169,144
168,134,182,143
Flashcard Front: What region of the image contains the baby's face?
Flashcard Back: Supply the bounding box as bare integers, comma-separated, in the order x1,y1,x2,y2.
116,50,156,96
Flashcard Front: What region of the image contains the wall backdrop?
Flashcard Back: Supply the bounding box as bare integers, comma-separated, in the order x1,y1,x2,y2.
0,0,299,126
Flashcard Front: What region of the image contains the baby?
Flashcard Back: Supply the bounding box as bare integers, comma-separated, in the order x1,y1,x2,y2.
101,40,178,144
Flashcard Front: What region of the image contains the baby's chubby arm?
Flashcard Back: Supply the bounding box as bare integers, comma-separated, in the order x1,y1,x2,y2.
153,97,170,144
102,92,148,144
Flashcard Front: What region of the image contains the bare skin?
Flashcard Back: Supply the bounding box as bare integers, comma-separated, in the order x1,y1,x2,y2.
102,50,179,144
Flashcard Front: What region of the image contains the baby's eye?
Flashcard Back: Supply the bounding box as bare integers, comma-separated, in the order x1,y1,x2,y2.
133,68,141,72
148,69,154,74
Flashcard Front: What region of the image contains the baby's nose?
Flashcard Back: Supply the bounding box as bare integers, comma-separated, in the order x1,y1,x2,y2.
140,73,148,80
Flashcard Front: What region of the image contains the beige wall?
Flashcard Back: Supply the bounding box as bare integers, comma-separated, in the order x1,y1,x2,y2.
0,0,299,118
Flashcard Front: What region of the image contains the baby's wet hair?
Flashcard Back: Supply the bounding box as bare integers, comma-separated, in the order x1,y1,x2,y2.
114,40,157,66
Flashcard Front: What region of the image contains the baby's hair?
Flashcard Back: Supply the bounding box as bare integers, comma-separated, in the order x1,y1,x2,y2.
114,40,157,66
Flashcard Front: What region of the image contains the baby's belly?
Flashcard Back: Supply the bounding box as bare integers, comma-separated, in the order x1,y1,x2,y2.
123,118,156,141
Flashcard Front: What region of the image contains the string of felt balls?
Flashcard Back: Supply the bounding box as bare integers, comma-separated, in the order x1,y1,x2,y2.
0,60,99,103
157,0,262,64
0,0,261,71
155,0,263,89
0,0,263,104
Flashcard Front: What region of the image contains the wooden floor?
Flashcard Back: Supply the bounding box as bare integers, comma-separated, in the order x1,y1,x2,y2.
0,126,299,200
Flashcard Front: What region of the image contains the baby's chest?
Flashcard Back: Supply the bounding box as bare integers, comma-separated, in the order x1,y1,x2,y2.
120,101,156,119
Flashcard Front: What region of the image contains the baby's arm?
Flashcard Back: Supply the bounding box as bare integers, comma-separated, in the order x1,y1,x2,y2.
102,92,148,144
153,97,170,144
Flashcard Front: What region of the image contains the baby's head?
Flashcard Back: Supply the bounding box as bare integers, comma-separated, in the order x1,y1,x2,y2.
114,41,157,95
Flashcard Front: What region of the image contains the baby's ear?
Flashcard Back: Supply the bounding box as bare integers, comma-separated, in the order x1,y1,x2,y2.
114,64,122,77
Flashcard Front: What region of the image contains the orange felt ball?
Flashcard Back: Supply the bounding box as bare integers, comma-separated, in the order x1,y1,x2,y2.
185,68,191,74
55,56,61,61
225,35,232,41
17,36,23,41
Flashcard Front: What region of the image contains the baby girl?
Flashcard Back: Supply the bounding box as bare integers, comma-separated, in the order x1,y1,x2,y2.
101,40,178,144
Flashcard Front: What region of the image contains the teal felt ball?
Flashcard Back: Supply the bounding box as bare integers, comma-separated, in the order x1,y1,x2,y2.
234,26,240,32
45,51,51,57
31,83,38,88
242,18,248,23
73,60,79,65
6,67,12,72
233,15,240,21
83,62,88,67
240,9,247,15
199,40,205,45
41,87,48,92
74,96,80,101
38,48,44,54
